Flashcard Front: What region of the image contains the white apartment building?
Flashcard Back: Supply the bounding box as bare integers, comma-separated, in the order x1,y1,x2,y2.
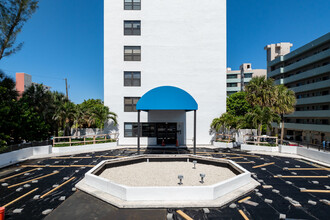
104,0,226,146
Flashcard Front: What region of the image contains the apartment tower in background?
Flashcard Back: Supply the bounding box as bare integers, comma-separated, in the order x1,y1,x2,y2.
265,33,330,144
226,63,266,96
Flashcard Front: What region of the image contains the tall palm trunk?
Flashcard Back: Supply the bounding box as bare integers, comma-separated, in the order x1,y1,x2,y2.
280,114,284,145
257,124,262,145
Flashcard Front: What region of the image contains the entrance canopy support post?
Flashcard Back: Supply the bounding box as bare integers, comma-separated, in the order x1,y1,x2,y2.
137,110,141,155
194,110,196,155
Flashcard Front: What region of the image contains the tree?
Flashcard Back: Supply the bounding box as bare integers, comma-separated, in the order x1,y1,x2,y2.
0,70,20,146
0,0,39,60
211,113,240,133
53,100,76,136
80,99,117,129
272,84,296,144
51,91,69,136
227,91,253,117
19,84,54,141
245,106,280,144
91,105,118,131
245,76,275,108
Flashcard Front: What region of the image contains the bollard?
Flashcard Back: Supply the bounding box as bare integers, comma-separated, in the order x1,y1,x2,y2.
0,207,5,220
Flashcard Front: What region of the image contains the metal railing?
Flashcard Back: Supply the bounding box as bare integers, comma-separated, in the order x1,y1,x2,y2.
292,140,330,152
243,135,279,146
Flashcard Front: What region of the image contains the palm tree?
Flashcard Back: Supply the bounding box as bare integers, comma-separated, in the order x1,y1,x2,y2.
272,84,296,144
211,113,243,141
246,106,280,144
91,105,118,131
53,101,76,136
51,91,68,136
73,104,85,136
245,76,276,108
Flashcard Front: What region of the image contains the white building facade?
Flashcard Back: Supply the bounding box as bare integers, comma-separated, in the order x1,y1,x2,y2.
104,0,226,146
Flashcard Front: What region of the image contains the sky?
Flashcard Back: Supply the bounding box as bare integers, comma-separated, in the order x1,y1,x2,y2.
0,0,329,104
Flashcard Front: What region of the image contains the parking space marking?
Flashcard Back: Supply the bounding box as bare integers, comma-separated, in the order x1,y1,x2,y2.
69,165,95,167
0,168,39,182
238,209,249,220
236,161,255,164
176,210,193,220
274,175,329,178
286,168,330,171
40,177,76,199
301,189,330,193
8,171,59,188
226,157,244,159
50,157,92,159
252,162,275,169
238,196,251,203
237,154,260,158
3,188,38,207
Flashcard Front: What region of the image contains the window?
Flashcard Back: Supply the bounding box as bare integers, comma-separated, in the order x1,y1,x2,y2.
124,71,141,86
124,123,137,137
227,83,237,87
124,97,140,112
124,21,141,35
227,74,237,79
124,123,156,137
244,73,253,78
124,0,141,10
124,46,141,61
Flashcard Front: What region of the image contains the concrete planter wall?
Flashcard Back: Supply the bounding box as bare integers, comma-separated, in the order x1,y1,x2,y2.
52,142,118,154
279,145,298,154
0,145,52,168
296,147,330,164
241,144,279,152
213,142,233,148
0,142,118,168
83,155,252,202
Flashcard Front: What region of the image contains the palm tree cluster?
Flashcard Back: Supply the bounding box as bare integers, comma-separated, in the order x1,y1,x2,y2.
0,71,117,148
211,76,296,144
53,97,118,137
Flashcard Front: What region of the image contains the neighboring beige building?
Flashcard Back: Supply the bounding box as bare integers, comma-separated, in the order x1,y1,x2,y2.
226,63,267,96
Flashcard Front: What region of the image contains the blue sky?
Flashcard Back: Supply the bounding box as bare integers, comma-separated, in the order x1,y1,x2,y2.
0,0,329,104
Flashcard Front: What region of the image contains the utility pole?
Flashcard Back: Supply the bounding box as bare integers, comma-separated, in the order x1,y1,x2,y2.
65,78,68,99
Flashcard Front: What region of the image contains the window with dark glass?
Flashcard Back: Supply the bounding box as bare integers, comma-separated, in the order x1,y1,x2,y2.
124,21,141,35
244,73,253,78
124,46,141,61
227,83,237,87
124,122,156,137
124,71,141,86
124,0,141,10
227,74,237,79
124,97,140,112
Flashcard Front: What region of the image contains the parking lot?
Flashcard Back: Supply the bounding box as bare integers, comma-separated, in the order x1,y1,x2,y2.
0,148,329,219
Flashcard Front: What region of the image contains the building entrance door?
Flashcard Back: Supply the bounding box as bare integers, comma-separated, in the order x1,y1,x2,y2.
156,123,177,145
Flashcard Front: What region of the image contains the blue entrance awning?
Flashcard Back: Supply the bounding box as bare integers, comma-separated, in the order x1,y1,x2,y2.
136,86,198,111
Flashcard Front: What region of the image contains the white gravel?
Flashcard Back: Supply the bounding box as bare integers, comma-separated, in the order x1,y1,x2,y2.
99,161,236,186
